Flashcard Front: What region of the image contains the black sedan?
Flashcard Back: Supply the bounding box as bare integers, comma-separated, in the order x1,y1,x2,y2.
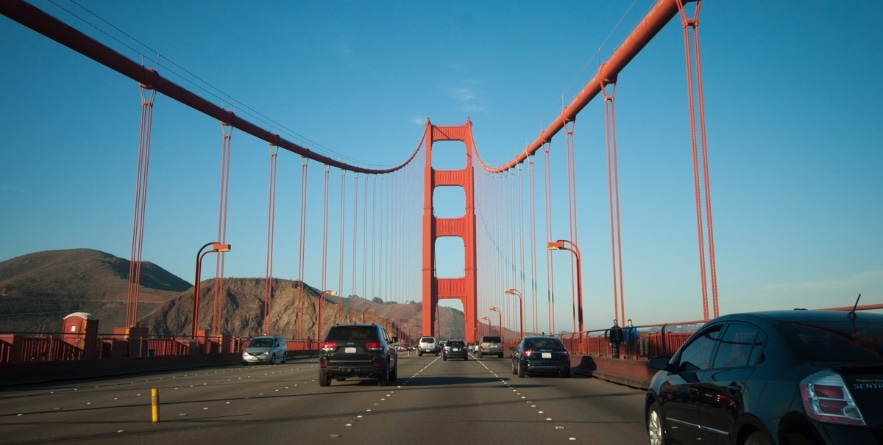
511,336,571,377
645,309,883,445
443,340,468,361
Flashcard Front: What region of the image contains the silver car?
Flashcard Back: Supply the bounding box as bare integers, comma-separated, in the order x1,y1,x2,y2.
242,335,287,365
417,336,439,356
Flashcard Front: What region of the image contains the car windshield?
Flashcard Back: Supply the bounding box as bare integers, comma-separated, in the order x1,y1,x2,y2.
448,341,465,347
249,338,274,348
778,319,883,364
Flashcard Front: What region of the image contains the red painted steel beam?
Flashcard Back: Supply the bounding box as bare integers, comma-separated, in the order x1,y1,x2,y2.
0,0,416,174
485,0,693,173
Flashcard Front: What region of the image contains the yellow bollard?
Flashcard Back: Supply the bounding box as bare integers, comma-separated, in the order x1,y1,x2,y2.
151,388,160,423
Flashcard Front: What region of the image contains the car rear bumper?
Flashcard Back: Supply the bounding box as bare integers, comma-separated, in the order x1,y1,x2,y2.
525,361,569,374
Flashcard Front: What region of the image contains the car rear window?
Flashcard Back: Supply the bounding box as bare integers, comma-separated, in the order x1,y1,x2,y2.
326,326,378,342
778,320,883,364
482,336,501,343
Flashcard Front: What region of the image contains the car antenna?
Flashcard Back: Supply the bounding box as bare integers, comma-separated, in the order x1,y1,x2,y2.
847,293,862,320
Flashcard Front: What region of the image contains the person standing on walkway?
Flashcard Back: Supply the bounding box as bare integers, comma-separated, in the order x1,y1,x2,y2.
623,319,638,359
608,319,623,359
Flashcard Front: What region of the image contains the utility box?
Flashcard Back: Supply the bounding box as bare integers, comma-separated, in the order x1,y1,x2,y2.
63,312,99,358
113,326,150,357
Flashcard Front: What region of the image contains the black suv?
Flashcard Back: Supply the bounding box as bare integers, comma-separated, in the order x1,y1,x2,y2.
319,323,398,386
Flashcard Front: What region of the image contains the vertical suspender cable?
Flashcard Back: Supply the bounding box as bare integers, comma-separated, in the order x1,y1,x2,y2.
351,173,359,321
517,165,526,334
677,0,717,320
212,122,232,338
542,142,555,334
127,85,155,328
564,122,578,333
602,82,627,324
362,175,368,313
337,171,346,323
528,156,538,334
263,144,278,335
297,157,308,339
319,164,330,338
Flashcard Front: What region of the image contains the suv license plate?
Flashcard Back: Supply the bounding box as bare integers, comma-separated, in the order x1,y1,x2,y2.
542,352,552,358
345,347,356,354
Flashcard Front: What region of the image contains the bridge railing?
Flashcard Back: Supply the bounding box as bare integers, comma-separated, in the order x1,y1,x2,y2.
551,320,704,361
0,332,318,364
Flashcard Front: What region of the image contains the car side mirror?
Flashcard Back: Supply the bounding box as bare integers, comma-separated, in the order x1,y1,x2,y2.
648,356,672,371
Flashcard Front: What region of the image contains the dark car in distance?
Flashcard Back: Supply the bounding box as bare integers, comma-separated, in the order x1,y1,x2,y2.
318,323,397,386
511,336,571,377
645,309,883,445
443,340,468,361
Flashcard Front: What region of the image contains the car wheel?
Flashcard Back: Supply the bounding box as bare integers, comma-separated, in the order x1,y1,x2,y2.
499,353,504,358
281,354,286,364
477,351,483,359
443,355,448,361
270,354,276,365
647,402,667,445
464,354,468,361
511,360,517,375
517,361,526,378
744,431,773,445
418,351,423,356
390,365,398,382
319,370,331,387
378,364,390,386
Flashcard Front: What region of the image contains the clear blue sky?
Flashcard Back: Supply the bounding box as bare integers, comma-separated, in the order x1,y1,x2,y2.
1,1,881,333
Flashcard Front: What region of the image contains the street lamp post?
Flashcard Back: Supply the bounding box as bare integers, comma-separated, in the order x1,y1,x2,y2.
361,306,375,323
505,288,524,339
480,317,491,337
317,290,337,342
548,239,584,348
490,307,502,338
192,242,231,339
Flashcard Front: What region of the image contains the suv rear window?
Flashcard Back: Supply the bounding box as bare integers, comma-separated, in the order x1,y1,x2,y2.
482,336,502,343
326,326,379,342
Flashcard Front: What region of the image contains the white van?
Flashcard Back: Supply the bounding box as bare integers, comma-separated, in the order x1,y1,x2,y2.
242,335,287,365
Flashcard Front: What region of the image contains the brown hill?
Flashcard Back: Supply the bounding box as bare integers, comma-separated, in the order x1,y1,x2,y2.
0,249,463,342
0,249,187,332
140,278,458,343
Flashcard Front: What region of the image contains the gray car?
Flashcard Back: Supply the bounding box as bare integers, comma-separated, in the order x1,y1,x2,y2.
417,336,439,356
478,335,503,358
442,340,468,361
242,335,287,365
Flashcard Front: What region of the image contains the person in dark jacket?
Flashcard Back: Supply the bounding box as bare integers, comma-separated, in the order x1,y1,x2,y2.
608,319,623,358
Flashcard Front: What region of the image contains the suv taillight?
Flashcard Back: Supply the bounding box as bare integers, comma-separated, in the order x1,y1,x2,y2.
365,341,382,351
800,370,866,426
320,341,337,352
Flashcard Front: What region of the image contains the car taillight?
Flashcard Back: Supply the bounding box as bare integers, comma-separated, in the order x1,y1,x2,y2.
521,349,532,358
320,341,336,352
365,341,382,351
800,370,866,426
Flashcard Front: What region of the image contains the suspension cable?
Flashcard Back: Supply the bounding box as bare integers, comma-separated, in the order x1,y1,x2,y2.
126,85,155,328
263,143,278,335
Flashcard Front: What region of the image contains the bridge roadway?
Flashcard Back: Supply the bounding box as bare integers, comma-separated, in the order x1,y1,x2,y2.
0,353,647,445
